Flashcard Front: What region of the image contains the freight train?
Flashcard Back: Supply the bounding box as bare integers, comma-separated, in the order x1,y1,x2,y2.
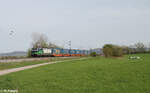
31,48,90,57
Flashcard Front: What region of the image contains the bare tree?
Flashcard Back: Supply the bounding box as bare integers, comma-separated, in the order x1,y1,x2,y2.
121,45,130,54
48,42,62,48
134,42,145,53
31,32,48,48
148,42,150,51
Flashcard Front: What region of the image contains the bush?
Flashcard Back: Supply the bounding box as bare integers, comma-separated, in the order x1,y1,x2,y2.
103,44,123,57
90,52,97,57
27,49,32,58
0,56,26,60
112,46,123,57
102,44,114,57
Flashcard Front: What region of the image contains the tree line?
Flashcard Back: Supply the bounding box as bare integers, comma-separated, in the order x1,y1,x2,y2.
102,42,150,57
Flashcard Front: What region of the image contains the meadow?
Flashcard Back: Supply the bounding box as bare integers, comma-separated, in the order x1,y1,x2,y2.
0,54,150,93
0,57,79,70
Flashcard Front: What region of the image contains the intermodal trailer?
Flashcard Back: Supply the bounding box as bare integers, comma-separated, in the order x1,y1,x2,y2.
52,48,63,57
70,49,76,56
80,50,86,56
75,50,81,56
62,49,70,56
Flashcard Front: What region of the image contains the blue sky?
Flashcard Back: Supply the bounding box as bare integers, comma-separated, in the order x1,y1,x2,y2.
0,0,150,52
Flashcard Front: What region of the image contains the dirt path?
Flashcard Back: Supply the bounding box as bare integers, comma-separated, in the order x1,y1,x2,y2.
0,58,88,76
0,57,76,63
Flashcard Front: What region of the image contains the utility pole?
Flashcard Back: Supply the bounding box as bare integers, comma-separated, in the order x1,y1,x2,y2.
68,41,71,55
69,41,71,50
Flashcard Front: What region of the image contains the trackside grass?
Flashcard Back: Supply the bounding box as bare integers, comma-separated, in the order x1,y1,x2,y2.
0,57,80,70
0,54,150,93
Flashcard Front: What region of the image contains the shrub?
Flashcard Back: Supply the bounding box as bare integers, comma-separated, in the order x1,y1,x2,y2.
102,44,114,57
103,44,123,57
90,52,97,57
112,46,123,57
27,49,32,58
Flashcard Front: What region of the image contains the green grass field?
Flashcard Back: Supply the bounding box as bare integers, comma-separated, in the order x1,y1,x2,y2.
0,57,79,70
0,54,150,93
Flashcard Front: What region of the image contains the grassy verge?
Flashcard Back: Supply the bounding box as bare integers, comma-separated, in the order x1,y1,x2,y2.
0,54,150,93
0,56,26,60
0,57,81,70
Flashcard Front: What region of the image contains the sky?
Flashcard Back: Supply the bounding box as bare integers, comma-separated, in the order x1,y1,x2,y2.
0,0,150,53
